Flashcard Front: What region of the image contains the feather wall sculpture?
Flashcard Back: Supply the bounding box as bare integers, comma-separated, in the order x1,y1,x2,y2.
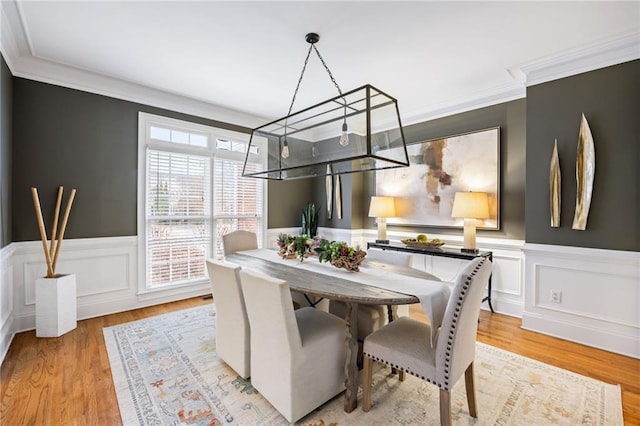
572,114,595,230
326,165,333,220
550,139,561,227
336,175,343,220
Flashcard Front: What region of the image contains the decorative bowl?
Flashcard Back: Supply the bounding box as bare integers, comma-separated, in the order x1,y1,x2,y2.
401,239,445,249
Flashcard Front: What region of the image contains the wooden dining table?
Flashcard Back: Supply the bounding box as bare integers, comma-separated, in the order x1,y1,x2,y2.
225,249,449,413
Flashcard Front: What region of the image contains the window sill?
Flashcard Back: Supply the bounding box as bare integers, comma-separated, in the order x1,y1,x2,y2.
137,280,211,302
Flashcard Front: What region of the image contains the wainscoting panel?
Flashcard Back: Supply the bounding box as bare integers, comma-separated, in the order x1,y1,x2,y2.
10,236,211,334
522,243,640,359
23,254,131,305
385,230,525,317
0,244,15,363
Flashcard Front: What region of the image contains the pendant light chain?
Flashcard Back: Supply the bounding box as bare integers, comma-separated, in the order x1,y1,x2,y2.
285,44,314,120
311,45,344,97
285,40,345,120
282,33,349,159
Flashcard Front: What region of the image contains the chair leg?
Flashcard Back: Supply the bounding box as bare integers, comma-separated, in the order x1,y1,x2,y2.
362,355,373,411
464,362,478,418
439,389,451,426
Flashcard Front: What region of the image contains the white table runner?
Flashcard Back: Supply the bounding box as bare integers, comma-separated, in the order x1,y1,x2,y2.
236,249,451,346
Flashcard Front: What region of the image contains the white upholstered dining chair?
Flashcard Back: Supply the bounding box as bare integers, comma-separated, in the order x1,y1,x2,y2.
205,259,251,379
329,248,412,339
239,268,347,423
222,230,258,255
362,257,492,426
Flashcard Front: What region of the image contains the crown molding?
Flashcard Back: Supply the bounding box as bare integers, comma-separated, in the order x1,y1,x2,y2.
401,31,639,124
0,0,29,72
516,31,640,87
2,1,637,128
401,81,526,126
8,54,266,129
0,1,266,129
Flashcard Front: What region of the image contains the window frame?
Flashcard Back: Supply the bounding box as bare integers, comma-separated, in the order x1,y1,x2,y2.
137,112,266,296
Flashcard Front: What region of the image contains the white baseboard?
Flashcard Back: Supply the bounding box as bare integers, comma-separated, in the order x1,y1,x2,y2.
522,311,639,359
522,243,640,359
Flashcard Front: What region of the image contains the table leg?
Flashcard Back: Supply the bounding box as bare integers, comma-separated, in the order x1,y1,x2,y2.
481,277,494,312
343,301,359,413
481,255,495,313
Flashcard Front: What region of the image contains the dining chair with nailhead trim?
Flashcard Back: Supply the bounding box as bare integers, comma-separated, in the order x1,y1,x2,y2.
361,257,492,426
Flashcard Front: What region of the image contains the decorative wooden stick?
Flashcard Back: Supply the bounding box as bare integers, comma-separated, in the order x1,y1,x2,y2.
51,188,76,275
49,186,64,258
31,188,54,278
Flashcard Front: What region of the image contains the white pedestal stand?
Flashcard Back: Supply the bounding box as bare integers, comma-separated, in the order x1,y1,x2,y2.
36,274,77,337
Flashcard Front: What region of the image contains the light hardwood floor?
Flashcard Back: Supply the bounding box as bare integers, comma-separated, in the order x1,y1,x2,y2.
1,297,638,425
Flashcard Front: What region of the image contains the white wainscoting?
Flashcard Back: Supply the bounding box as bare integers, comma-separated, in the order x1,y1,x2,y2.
10,236,211,335
522,243,640,359
0,243,16,362
6,234,633,364
268,227,525,318
383,229,525,318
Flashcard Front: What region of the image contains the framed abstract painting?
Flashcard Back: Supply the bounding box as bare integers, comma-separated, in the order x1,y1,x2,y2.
375,127,500,229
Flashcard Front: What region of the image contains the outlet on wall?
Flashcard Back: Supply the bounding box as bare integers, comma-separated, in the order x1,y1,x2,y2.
551,290,562,303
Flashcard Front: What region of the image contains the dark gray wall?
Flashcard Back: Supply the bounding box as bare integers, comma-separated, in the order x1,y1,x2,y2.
526,60,639,251
1,55,12,248
267,179,315,229
320,99,527,240
10,61,637,251
12,78,250,242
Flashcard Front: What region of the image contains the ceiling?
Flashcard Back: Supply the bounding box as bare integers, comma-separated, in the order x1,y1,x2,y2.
2,1,639,127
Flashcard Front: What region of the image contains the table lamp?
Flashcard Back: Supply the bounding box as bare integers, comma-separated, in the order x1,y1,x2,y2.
451,192,489,252
368,196,396,244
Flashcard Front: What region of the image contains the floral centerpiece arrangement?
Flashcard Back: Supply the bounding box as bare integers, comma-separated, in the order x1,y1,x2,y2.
316,239,367,272
277,233,321,262
277,233,366,271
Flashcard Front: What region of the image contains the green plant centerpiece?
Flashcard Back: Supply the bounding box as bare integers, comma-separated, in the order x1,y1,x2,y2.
277,233,321,262
316,239,367,272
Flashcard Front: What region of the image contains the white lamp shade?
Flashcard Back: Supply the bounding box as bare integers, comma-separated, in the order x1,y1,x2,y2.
368,196,396,218
451,192,490,219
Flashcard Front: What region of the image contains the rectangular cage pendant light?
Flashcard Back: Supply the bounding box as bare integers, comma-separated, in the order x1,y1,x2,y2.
243,84,409,180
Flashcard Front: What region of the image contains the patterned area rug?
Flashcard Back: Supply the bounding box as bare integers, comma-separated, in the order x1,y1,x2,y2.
103,305,622,425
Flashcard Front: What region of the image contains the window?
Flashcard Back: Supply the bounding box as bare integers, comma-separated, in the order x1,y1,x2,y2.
213,157,264,256
146,151,210,287
138,113,265,292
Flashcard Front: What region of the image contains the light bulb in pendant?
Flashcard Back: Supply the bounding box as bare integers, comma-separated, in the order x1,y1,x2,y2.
340,121,349,146
281,141,290,159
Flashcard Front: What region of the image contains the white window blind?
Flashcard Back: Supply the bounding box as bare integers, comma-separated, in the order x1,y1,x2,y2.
213,158,263,257
146,150,210,288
